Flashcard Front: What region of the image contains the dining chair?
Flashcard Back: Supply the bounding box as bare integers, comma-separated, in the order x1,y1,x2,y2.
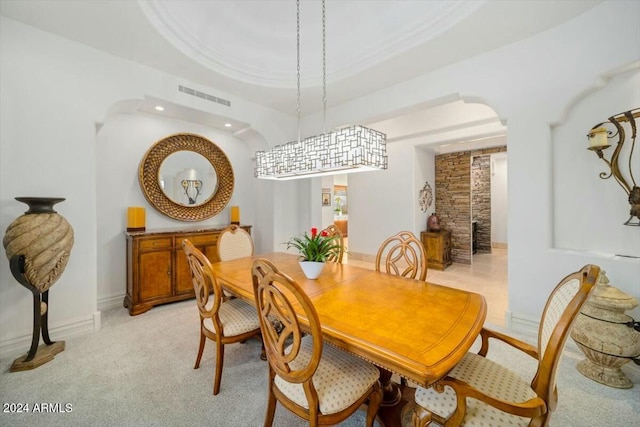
375,231,428,281
216,224,255,298
216,224,254,261
412,264,600,427
182,239,262,395
321,224,344,263
251,258,383,427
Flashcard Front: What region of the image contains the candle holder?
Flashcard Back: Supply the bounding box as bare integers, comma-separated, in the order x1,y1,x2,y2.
230,206,240,225
126,206,146,232
586,108,640,226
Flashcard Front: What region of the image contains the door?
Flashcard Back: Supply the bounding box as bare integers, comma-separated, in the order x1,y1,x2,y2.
139,250,173,301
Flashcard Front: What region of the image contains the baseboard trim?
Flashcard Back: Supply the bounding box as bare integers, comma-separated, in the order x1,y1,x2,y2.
346,251,376,263
505,310,539,338
98,294,125,312
492,242,507,249
0,311,101,359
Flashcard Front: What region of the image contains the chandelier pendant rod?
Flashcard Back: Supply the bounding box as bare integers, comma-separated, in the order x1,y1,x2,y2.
322,0,327,135
253,0,388,180
296,0,301,144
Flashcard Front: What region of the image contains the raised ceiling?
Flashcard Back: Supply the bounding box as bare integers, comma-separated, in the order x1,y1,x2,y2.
139,0,484,88
1,0,602,149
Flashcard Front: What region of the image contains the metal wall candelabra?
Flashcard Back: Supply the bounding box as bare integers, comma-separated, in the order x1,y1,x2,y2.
181,179,202,205
587,108,640,225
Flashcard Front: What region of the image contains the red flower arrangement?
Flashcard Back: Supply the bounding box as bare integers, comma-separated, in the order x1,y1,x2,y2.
286,227,342,262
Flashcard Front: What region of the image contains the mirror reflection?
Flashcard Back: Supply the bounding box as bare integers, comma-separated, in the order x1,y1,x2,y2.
159,151,218,206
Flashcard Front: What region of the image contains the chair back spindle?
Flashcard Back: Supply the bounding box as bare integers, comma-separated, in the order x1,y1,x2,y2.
252,259,323,385
375,231,427,280
251,258,382,426
183,239,224,324
183,239,262,395
321,224,344,263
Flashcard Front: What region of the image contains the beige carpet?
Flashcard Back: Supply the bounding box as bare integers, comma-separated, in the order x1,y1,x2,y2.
1,300,638,426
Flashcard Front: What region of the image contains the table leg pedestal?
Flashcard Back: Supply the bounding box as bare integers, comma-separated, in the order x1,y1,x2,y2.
376,380,417,427
378,367,402,406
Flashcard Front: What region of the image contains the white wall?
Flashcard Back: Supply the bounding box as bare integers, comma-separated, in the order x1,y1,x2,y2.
320,175,335,229
95,112,258,306
415,148,436,236
491,153,508,245
347,142,433,259
328,142,433,261
0,17,292,357
348,142,416,258
553,67,640,258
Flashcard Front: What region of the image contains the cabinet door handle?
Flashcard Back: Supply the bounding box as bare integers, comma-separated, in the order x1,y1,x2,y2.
167,268,171,276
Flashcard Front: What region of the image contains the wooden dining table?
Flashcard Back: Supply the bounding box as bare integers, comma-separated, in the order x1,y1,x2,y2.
212,252,487,425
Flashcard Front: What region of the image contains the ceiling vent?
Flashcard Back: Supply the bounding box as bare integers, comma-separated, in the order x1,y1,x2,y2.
178,85,231,107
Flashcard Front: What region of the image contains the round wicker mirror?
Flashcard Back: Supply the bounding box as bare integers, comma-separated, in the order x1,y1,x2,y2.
139,133,234,221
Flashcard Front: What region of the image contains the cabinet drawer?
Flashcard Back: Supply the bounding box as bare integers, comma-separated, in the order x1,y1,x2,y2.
177,234,218,247
139,237,173,250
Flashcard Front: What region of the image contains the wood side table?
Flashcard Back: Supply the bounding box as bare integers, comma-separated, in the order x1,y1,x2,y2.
420,230,452,270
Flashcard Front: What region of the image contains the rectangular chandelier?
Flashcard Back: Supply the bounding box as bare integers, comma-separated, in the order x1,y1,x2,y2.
255,125,388,180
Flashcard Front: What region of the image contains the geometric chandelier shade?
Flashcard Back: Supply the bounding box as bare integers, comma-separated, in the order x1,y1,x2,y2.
255,0,388,180
255,125,388,180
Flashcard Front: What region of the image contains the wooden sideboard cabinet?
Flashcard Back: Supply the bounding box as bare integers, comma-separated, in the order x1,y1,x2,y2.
420,230,452,271
124,225,252,315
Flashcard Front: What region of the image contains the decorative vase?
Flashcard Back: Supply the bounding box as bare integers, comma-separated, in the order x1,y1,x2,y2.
427,213,441,231
3,197,74,292
570,271,640,388
2,197,74,371
299,261,325,280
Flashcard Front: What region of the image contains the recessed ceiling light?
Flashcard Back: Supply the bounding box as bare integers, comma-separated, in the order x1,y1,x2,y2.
155,105,165,111
224,123,232,128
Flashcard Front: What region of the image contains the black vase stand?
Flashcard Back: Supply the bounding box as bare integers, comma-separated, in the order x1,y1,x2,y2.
9,255,65,372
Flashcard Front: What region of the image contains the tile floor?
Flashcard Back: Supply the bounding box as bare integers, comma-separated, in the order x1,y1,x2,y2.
344,241,508,326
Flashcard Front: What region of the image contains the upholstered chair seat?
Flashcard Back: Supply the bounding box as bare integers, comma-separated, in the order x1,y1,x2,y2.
415,352,537,426
202,298,261,337
274,335,381,415
412,264,600,427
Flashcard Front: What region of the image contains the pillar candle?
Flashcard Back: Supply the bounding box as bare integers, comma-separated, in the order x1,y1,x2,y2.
127,207,146,231
230,206,240,225
588,127,609,149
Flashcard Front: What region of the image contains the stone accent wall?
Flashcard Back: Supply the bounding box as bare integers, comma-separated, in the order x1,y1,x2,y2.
472,155,492,252
435,146,506,264
435,152,471,264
